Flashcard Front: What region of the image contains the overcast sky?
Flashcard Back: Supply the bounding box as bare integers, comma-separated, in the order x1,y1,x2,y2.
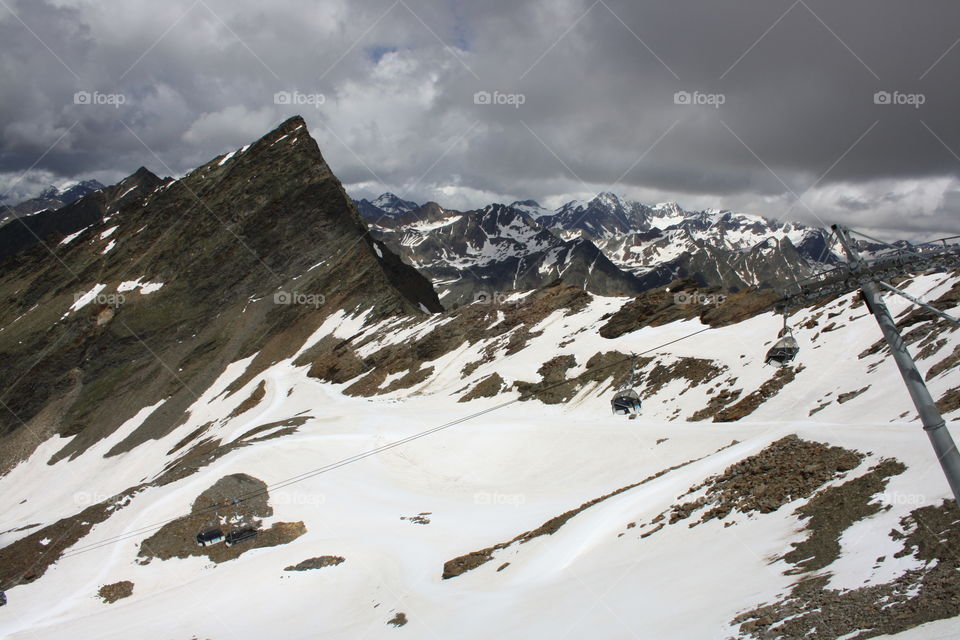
1,0,959,239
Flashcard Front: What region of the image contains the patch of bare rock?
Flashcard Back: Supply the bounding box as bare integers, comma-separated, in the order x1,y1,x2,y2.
137,473,306,564
98,580,134,603
284,556,344,571
669,435,863,526
388,612,408,627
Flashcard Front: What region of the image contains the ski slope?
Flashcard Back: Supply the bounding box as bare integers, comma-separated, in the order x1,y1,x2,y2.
1,273,959,639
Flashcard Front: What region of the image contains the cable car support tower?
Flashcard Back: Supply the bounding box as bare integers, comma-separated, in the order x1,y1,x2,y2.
776,224,960,504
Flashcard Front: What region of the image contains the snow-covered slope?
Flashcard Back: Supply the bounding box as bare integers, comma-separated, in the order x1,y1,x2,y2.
2,268,959,639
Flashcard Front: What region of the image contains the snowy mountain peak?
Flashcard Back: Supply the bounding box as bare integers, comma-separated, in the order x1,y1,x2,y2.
508,199,549,218
556,198,589,213
31,179,104,205
371,192,419,215
60,179,106,203
37,186,60,200
652,201,683,215
593,191,623,209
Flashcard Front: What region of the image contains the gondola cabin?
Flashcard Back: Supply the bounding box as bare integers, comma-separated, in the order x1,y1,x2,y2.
196,528,225,547
611,389,642,416
224,528,258,547
765,335,799,367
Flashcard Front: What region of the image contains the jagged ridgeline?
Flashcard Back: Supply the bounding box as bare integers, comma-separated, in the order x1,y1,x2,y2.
0,115,441,469
356,191,848,307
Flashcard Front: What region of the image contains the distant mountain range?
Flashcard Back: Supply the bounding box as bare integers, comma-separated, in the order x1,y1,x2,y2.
353,191,871,306
0,168,904,311
1,180,105,224
0,172,158,261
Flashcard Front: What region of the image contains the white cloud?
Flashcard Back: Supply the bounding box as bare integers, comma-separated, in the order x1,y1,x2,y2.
182,105,277,148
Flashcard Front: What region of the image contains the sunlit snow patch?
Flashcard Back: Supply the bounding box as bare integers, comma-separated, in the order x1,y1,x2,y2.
62,283,107,319
117,278,165,295
59,228,88,245
139,282,164,294
99,225,118,240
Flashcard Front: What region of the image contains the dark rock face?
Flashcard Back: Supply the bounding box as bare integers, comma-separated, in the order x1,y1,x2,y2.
371,238,445,313
0,115,439,460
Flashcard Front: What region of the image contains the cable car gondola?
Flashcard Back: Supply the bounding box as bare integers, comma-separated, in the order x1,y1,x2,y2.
611,355,642,416
219,498,259,547
611,388,642,415
195,527,225,547
224,528,258,547
765,311,799,367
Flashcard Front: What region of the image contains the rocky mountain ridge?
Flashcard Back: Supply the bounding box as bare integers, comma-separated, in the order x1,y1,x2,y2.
0,115,439,467
356,191,844,305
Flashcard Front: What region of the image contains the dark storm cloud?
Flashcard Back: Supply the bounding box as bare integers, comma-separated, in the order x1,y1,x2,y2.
1,0,959,237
